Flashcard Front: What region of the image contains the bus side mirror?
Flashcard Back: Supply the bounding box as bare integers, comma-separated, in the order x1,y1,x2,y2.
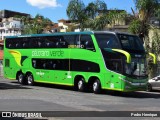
148,53,157,64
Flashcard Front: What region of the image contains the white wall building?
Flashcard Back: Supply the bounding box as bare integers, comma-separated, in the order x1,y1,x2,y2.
0,17,22,40
58,19,69,32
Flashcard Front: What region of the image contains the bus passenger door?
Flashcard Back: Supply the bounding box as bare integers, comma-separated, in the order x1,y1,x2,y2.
108,60,123,90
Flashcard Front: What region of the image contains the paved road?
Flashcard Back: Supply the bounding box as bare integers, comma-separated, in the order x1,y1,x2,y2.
0,77,160,120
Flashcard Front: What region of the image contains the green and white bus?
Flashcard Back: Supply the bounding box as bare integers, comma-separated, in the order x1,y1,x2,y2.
3,31,154,93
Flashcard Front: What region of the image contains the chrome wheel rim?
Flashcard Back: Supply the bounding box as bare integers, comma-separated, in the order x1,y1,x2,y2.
78,80,83,90
93,82,98,92
28,76,33,84
18,74,23,83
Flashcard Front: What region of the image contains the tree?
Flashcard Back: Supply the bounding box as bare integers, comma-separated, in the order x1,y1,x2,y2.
129,0,160,78
107,10,127,27
67,0,107,31
129,0,159,38
86,0,107,30
22,14,53,34
67,0,87,30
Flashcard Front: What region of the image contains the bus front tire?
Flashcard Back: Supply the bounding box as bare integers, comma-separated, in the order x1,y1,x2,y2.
146,83,152,92
27,73,34,86
17,73,25,85
92,79,101,94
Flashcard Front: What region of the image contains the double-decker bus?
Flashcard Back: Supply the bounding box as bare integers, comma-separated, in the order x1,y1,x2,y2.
3,31,155,93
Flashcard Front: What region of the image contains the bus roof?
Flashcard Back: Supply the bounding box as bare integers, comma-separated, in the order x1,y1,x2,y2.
93,31,137,36
5,31,136,39
5,31,94,38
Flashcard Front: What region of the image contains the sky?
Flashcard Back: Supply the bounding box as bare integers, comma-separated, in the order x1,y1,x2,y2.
0,0,135,23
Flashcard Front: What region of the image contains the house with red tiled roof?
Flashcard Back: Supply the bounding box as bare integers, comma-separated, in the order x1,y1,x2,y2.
52,19,78,32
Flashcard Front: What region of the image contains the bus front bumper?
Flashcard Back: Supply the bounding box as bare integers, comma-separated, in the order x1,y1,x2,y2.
119,77,147,92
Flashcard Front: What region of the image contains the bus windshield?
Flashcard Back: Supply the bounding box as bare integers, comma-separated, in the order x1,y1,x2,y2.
117,34,145,53
125,58,147,78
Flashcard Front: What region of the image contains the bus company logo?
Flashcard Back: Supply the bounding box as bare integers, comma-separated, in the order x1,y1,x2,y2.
2,112,11,117
32,50,64,57
50,50,64,57
1,112,42,118
32,50,49,57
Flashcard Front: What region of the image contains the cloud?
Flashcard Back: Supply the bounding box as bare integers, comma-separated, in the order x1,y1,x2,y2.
26,0,61,9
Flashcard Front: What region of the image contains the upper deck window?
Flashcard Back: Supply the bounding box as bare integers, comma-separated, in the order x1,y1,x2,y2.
117,34,145,53
5,34,95,51
95,34,121,49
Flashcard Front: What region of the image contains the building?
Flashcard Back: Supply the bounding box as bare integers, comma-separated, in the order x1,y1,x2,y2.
0,10,30,40
0,10,30,63
100,10,131,32
52,19,78,32
58,19,71,32
0,9,30,18
0,17,22,40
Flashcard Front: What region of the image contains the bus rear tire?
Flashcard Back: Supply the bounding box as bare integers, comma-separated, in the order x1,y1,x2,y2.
27,73,34,86
92,79,101,94
17,73,25,85
76,77,86,92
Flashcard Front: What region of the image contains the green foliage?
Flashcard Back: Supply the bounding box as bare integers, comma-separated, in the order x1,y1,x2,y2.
107,10,127,25
128,19,142,34
66,0,107,30
135,0,159,12
92,14,108,30
130,0,160,77
22,14,52,34
66,0,87,30
151,29,160,54
129,0,159,42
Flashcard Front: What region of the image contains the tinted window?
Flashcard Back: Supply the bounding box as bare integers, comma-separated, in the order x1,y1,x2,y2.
6,36,68,49
101,49,123,73
32,58,100,72
32,59,69,70
95,34,121,49
5,59,10,67
117,34,145,53
80,35,95,51
5,34,95,51
63,35,78,48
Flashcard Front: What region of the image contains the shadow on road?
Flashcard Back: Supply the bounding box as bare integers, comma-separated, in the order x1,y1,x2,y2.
0,83,32,90
35,82,74,91
100,90,160,99
7,81,160,99
27,82,160,99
